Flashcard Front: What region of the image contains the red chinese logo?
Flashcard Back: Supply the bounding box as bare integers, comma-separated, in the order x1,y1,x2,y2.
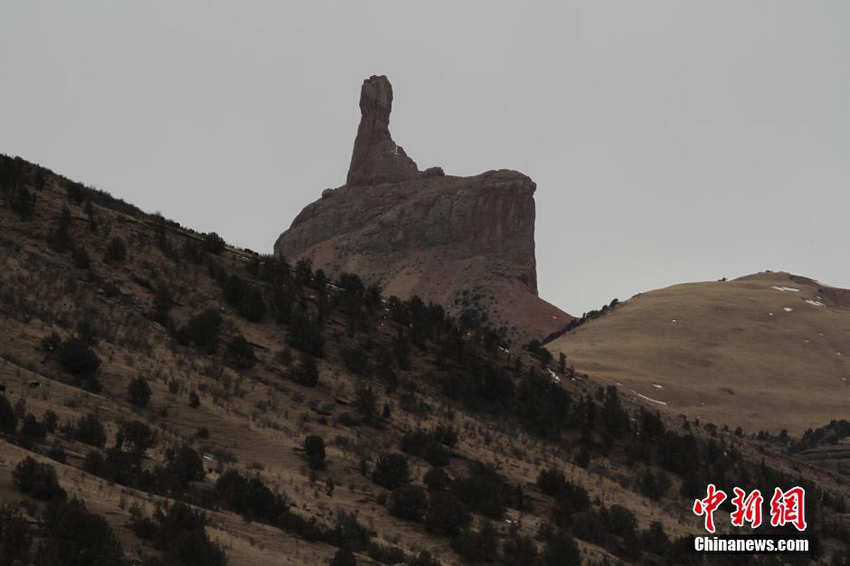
693,485,807,532
693,483,727,533
730,487,763,528
769,487,807,532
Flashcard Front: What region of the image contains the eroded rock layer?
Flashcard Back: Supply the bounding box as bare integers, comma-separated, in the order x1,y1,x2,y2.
275,76,570,341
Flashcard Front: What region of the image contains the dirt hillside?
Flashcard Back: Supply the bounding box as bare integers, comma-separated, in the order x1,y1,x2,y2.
547,271,850,435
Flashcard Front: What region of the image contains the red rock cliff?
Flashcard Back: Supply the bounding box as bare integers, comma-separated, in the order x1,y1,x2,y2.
274,76,570,342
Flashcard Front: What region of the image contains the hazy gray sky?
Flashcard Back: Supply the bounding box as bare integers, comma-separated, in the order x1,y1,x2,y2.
2,2,847,315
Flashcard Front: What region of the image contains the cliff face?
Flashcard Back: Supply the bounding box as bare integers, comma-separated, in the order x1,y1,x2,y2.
275,76,570,342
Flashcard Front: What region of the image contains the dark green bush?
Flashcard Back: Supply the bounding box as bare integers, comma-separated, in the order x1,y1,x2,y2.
354,386,378,424
151,286,173,326
553,481,590,528
13,457,66,501
304,435,326,470
389,486,427,521
41,331,61,352
544,531,581,566
225,335,255,369
287,312,324,357
185,309,223,354
164,446,205,489
202,232,225,254
143,502,227,566
343,346,369,376
0,504,31,564
503,527,539,566
409,551,440,566
451,519,499,563
18,414,47,448
38,499,124,566
215,469,286,523
424,467,451,492
48,206,73,251
537,467,566,497
425,491,470,536
372,453,409,489
72,247,90,269
401,429,451,467
10,185,36,218
0,395,17,434
642,521,669,557
293,353,319,387
330,547,356,566
43,409,58,433
57,337,101,379
128,376,152,408
75,413,107,448
604,504,637,538
105,237,127,263
238,286,266,322
452,463,509,521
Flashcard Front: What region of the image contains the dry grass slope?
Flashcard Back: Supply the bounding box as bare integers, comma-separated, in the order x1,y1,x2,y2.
548,271,850,435
0,155,848,565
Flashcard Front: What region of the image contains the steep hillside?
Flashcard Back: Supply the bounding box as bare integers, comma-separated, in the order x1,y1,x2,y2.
546,272,850,436
275,76,570,343
1,154,849,565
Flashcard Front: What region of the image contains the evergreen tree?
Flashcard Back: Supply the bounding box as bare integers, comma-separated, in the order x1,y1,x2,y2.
128,376,152,408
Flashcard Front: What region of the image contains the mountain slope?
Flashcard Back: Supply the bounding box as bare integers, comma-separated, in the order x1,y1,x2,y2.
547,271,850,435
1,155,849,565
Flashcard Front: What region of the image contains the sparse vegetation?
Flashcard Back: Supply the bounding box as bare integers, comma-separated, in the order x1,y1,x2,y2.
0,154,847,565
132,502,227,566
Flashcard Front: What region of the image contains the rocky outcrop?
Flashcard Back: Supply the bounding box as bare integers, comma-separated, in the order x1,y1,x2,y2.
346,75,420,187
275,76,571,342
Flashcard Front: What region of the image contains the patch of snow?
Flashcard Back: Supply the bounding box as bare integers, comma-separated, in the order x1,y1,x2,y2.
768,312,774,316
838,352,843,357
783,307,793,312
547,369,561,384
498,346,510,353
671,319,678,323
652,383,664,389
771,286,800,292
805,299,825,307
615,382,623,386
630,389,668,406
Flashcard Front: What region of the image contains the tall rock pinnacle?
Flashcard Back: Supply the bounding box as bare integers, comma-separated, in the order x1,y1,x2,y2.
276,75,572,342
346,75,420,187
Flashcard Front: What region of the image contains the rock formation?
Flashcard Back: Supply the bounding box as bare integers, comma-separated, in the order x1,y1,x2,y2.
346,75,420,187
275,75,571,342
